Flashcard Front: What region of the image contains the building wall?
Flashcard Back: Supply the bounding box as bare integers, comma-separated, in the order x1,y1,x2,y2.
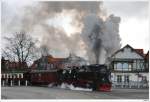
110,45,149,88
111,72,149,88
111,72,149,82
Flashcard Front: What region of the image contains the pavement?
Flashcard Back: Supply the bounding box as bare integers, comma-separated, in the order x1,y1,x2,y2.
1,86,149,99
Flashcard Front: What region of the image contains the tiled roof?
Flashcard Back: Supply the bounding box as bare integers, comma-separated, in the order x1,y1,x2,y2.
111,44,147,58
46,55,65,63
134,49,144,57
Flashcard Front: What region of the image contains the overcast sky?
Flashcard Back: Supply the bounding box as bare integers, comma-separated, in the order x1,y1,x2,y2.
103,1,149,53
1,0,149,56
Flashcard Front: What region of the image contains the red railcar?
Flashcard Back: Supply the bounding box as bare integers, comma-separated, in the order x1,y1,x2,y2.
29,70,58,85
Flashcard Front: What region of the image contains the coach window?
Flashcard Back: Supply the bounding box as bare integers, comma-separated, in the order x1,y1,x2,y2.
1,74,3,78
6,74,8,78
17,74,19,78
10,74,12,78
21,74,23,78
38,73,41,77
3,74,5,78
13,75,16,79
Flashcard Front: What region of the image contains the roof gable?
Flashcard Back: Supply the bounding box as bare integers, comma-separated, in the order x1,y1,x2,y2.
111,44,144,59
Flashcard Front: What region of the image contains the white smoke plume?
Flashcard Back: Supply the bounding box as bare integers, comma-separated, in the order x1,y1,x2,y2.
2,1,121,64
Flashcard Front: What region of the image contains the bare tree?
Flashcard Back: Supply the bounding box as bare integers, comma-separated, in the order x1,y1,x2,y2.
3,32,38,69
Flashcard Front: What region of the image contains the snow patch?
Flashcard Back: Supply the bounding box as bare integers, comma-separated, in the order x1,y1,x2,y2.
60,83,92,91
48,83,55,88
60,83,68,89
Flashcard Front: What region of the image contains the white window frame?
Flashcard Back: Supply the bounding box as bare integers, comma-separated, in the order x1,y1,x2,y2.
124,75,130,83
117,75,122,83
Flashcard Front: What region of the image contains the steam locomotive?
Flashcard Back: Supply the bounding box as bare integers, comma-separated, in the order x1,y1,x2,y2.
26,64,112,91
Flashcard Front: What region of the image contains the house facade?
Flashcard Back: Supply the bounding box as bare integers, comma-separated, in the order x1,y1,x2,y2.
110,44,149,88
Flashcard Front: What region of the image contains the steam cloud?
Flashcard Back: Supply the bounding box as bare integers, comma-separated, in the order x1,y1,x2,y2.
82,14,121,64
2,1,121,64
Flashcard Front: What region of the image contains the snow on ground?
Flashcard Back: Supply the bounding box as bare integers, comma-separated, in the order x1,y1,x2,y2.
48,83,92,91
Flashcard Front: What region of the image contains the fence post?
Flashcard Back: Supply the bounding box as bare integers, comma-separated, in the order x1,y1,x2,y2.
18,80,20,86
2,80,5,86
10,80,13,86
113,82,116,88
129,82,131,88
25,80,28,86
